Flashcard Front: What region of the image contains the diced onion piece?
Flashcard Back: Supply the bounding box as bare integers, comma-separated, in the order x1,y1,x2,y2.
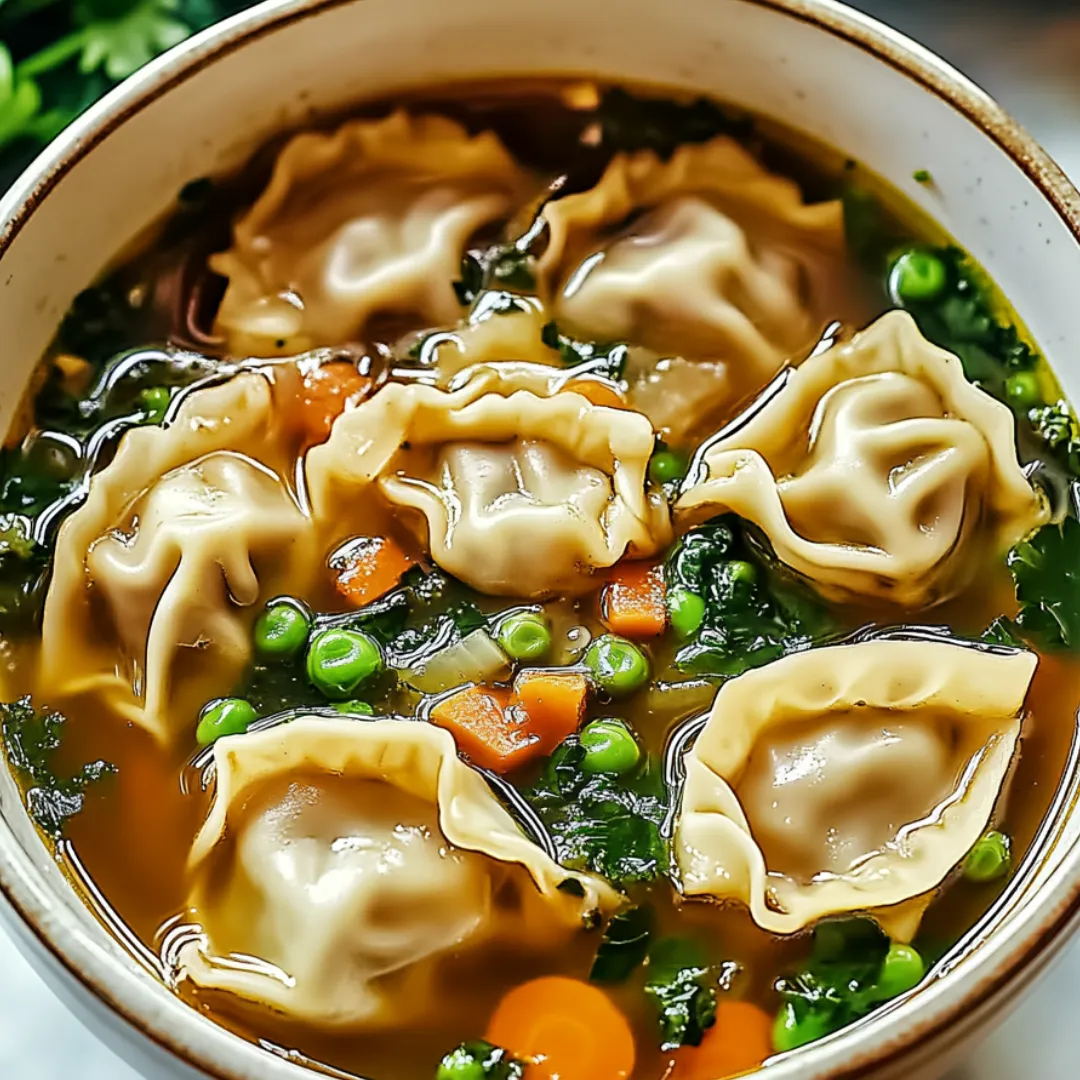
406,629,510,693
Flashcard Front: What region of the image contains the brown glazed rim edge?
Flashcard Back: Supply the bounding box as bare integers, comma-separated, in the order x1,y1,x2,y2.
0,1,1079,1079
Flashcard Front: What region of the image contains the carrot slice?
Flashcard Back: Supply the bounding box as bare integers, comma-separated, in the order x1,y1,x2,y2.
486,976,635,1080
429,686,538,773
669,1000,773,1080
510,671,587,755
300,360,371,443
332,536,414,607
602,561,667,639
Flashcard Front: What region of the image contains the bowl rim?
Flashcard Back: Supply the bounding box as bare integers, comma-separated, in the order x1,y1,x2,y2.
2,1,1080,1078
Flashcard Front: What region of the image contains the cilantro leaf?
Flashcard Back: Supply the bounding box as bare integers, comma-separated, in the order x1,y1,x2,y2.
1008,517,1080,650
75,0,190,81
523,739,669,885
1,696,116,838
644,937,718,1049
590,905,653,983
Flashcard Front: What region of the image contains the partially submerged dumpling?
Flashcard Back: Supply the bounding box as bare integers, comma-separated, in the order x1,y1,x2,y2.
212,112,534,356
175,717,616,1029
40,372,316,744
676,311,1048,606
538,136,847,389
306,367,671,597
675,638,1037,938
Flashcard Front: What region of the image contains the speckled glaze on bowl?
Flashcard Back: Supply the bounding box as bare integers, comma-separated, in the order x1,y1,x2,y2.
1,1,1079,1077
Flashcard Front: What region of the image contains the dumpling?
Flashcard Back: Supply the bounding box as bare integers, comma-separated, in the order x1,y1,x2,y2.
306,368,671,598
676,311,1048,606
173,717,617,1029
40,372,317,744
212,112,535,356
674,638,1037,939
538,136,847,392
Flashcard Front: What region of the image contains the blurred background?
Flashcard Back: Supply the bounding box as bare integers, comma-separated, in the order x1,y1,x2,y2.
0,0,1078,1076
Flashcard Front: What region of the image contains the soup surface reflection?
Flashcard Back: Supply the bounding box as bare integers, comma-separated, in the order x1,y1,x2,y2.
1,81,1078,1080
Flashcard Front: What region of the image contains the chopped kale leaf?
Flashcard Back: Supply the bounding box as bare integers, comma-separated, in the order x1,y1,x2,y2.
1,696,115,839
773,919,892,1051
523,738,669,885
644,936,718,1049
1007,517,1080,650
669,516,834,678
595,87,750,159
590,905,653,984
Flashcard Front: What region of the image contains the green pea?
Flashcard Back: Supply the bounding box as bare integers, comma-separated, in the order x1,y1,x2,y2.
333,700,375,716
889,248,947,303
724,560,757,589
306,628,383,700
139,386,170,423
648,448,690,486
772,1000,833,1053
253,598,313,660
1004,371,1042,412
196,697,257,746
435,1045,486,1080
583,634,650,697
875,943,925,1000
579,718,641,775
497,611,552,662
668,587,706,639
963,829,1012,883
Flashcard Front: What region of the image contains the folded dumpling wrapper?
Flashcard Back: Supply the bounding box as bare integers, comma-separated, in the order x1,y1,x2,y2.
212,111,534,356
176,717,618,1029
538,135,849,386
675,638,1037,939
306,367,671,598
676,311,1048,607
40,371,317,744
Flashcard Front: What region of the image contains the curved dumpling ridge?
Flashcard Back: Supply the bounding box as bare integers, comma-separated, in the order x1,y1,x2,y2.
177,717,617,1029
676,311,1048,606
674,638,1037,938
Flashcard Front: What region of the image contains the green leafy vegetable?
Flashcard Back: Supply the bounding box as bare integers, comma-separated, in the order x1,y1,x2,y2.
912,168,933,185
590,905,652,983
595,86,749,159
435,1039,526,1080
1007,517,1080,650
667,516,834,677
540,321,628,380
523,737,669,885
1,695,115,838
773,919,927,1052
1028,401,1080,477
644,936,718,1049
452,241,536,307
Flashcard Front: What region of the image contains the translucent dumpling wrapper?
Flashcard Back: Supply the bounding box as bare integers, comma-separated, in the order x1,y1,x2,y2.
674,638,1037,938
212,112,535,356
40,372,317,744
175,717,617,1029
676,311,1048,607
305,367,670,598
537,136,849,391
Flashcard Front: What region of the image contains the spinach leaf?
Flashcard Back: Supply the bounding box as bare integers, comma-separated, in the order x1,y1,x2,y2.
644,937,718,1049
1007,517,1080,650
523,738,669,885
773,918,891,1051
595,87,749,159
669,516,834,678
1,696,116,838
452,241,536,307
590,905,653,984
540,321,628,380
436,1040,525,1080
1028,401,1080,478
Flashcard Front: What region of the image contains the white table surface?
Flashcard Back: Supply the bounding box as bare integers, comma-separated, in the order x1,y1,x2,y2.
3,2,1080,1077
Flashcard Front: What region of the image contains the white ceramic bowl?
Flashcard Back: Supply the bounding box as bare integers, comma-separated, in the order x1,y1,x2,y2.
2,1,1080,1078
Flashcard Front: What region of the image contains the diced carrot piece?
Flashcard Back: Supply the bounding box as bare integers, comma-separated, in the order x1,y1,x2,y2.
602,561,667,639
562,377,627,409
486,976,636,1080
669,1000,773,1080
299,360,371,443
510,671,587,755
430,686,538,773
332,536,414,607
